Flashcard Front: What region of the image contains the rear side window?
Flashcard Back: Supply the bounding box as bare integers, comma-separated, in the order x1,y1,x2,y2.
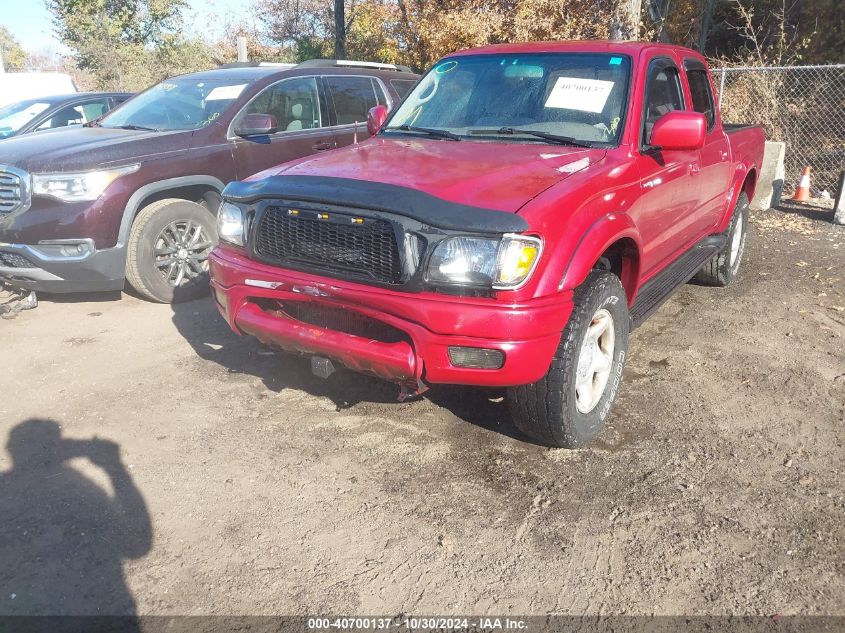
391,79,418,99
687,69,716,131
642,62,685,144
324,76,379,125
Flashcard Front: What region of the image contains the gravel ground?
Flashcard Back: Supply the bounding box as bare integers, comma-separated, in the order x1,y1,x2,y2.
0,207,843,619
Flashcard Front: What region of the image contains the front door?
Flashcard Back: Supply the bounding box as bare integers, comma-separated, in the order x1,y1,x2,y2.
231,76,337,180
631,57,702,278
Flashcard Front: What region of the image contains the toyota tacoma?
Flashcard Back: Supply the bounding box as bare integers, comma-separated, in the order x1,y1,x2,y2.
209,42,764,447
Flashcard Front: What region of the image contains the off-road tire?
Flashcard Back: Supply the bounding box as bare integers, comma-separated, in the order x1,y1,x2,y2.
126,198,217,303
507,271,629,448
694,192,749,287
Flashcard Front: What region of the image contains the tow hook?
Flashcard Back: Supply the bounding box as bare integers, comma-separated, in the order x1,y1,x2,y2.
398,379,429,402
311,356,336,379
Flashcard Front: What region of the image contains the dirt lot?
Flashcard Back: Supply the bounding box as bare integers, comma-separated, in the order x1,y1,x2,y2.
1,206,843,619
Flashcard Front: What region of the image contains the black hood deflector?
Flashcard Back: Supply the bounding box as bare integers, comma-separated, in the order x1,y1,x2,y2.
223,175,529,234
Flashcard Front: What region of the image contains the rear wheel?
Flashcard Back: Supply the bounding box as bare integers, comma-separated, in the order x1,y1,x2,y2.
694,192,749,287
507,271,629,448
125,198,217,303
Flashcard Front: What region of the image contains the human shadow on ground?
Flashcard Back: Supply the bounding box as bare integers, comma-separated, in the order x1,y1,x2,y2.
170,295,528,441
0,419,151,627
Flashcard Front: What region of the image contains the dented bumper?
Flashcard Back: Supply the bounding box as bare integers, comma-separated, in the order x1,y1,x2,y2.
209,246,571,387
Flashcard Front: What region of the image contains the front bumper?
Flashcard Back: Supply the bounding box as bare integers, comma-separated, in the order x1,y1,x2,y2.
0,240,126,293
210,247,572,387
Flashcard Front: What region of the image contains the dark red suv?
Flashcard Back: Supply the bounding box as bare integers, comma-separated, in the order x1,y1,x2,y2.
0,60,418,302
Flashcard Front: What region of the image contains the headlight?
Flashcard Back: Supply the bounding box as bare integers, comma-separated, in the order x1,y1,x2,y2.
427,234,542,289
32,164,138,202
217,201,245,246
494,234,542,288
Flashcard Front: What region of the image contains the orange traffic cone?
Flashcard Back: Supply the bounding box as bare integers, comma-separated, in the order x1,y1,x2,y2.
792,166,812,201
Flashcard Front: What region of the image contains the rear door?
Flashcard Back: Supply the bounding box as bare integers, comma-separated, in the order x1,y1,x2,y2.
230,75,336,180
632,55,703,276
684,59,732,233
323,75,389,147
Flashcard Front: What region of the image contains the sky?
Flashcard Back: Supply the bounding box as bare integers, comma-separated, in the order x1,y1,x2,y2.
0,0,254,56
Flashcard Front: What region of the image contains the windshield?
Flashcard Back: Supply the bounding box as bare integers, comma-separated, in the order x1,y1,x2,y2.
0,100,51,138
100,77,253,132
386,53,631,145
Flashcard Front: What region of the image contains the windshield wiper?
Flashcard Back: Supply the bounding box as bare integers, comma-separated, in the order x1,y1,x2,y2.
107,124,161,132
383,124,461,141
468,127,594,148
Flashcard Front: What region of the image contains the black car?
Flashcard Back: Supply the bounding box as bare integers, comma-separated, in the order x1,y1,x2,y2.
0,93,133,140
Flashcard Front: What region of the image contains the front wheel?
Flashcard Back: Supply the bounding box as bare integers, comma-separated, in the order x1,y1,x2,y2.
507,271,629,448
125,198,218,303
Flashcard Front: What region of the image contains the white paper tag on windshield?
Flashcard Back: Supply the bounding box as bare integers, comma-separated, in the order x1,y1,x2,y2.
206,84,247,101
544,77,614,113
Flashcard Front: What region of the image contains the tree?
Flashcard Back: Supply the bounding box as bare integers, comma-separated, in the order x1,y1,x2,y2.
609,0,642,39
0,25,28,70
334,0,346,58
47,0,214,90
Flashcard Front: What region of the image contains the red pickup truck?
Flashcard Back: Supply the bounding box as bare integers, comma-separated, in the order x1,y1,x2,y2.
209,42,764,448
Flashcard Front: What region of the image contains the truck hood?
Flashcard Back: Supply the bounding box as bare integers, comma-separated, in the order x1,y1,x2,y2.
260,137,605,213
0,126,194,173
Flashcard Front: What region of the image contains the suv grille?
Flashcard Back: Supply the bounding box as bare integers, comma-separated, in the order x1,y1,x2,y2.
0,167,28,215
255,207,402,284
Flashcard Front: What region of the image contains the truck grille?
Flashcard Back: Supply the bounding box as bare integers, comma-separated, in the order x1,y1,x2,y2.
255,206,402,284
0,252,36,268
0,166,29,216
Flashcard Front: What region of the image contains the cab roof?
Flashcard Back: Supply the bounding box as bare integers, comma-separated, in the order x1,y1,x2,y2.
449,40,704,60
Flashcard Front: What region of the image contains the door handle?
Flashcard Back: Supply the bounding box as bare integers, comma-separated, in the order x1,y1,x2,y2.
688,163,701,176
312,142,334,151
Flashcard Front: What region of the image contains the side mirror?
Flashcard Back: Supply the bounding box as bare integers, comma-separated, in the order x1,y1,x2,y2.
648,111,706,151
367,105,388,136
235,113,277,136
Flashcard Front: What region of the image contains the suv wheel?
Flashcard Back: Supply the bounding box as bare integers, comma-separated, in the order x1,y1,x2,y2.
507,271,629,448
126,198,218,303
694,191,749,287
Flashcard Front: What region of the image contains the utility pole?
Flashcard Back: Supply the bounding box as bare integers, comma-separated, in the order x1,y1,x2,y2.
334,0,346,59
236,36,248,63
0,46,6,73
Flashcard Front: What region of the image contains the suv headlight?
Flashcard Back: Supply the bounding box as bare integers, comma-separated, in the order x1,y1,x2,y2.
32,164,139,202
217,201,245,246
427,234,542,289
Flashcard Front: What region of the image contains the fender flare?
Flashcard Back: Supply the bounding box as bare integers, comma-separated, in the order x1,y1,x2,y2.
557,213,642,299
719,163,754,233
116,175,225,247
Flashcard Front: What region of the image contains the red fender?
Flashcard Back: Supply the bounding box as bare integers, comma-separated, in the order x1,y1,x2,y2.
557,213,643,305
719,162,756,233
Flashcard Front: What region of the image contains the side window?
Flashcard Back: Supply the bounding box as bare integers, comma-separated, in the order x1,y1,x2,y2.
81,101,108,121
687,69,716,131
36,104,87,130
324,76,379,125
391,79,418,99
241,77,322,132
642,63,685,145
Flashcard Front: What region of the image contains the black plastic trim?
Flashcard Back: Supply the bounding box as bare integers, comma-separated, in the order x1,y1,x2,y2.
223,176,529,234
630,234,727,328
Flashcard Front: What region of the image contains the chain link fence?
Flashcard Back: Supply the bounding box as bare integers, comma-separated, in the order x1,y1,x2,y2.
712,64,845,192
